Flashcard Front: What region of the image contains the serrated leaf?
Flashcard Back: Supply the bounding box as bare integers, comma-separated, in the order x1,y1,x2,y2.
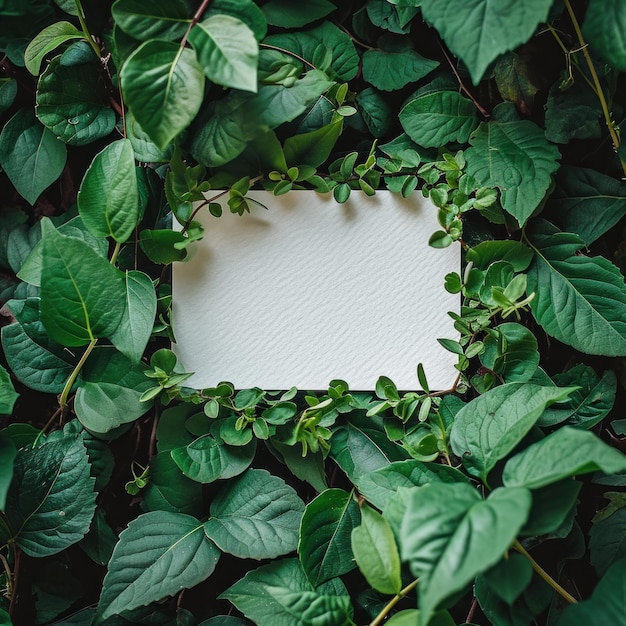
262,0,335,27
111,0,190,41
583,0,626,72
204,468,304,559
503,427,626,489
24,21,83,74
527,223,626,356
189,15,258,92
449,382,576,482
465,104,560,226
400,90,478,148
0,109,66,204
96,511,220,622
121,41,204,150
298,489,360,586
4,436,96,557
421,0,554,84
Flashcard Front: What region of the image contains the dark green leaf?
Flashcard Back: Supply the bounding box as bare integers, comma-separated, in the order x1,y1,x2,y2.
0,434,16,510
478,553,533,605
111,0,190,41
0,365,18,415
33,560,83,624
262,0,335,27
494,51,540,114
583,0,626,71
24,21,83,74
284,120,343,168
465,240,534,271
0,78,18,114
520,479,582,537
79,507,117,566
139,228,188,264
356,87,391,137
590,508,626,577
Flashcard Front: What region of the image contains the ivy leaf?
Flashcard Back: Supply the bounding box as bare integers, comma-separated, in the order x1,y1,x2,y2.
40,223,126,346
503,427,626,490
188,15,258,93
36,57,116,146
527,222,626,356
204,468,305,560
24,21,83,75
465,104,560,226
0,109,66,205
4,435,96,557
121,41,205,150
111,0,190,41
421,0,554,84
96,511,220,622
298,489,360,586
262,0,335,27
400,90,478,148
397,484,531,626
220,558,353,626
449,382,576,483
582,0,626,72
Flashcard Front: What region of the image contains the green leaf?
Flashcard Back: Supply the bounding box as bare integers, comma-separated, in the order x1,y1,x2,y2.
24,21,83,74
465,240,534,271
421,0,554,84
189,15,258,92
590,508,626,577
465,104,560,226
0,78,18,115
97,511,220,622
33,560,83,624
298,489,360,586
520,479,582,537
206,0,268,41
40,224,126,346
0,364,18,415
4,435,96,557
36,57,116,146
0,434,16,510
583,0,626,72
79,507,117,566
503,427,626,489
397,483,531,626
494,51,540,114
77,139,140,242
527,223,626,356
355,459,468,510
121,40,204,150
111,0,190,41
139,228,188,263
478,553,533,605
356,87,392,137
204,468,305,559
400,90,477,147
449,382,576,482
0,109,67,204
220,558,353,626
267,440,328,493
262,0,335,27
284,120,343,168
351,503,402,595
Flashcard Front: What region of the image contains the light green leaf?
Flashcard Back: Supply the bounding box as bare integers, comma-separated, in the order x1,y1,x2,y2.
397,483,531,626
121,41,204,150
0,435,16,510
24,21,83,74
298,489,360,586
503,427,626,489
111,0,190,41
527,222,626,356
465,104,560,226
284,120,343,168
0,109,67,205
126,110,172,163
449,382,576,482
351,503,401,595
421,0,554,84
400,90,478,147
77,139,139,242
4,435,96,557
97,511,220,622
206,0,267,41
220,558,353,626
583,0,626,72
189,15,258,92
0,364,18,415
262,0,335,27
40,224,126,346
465,240,534,271
204,468,304,559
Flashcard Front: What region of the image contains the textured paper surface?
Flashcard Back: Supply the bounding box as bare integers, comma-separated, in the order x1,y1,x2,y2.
173,191,460,390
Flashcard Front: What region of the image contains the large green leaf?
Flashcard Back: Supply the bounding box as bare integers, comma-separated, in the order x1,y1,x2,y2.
24,20,83,74
220,558,353,626
111,0,190,41
40,223,126,346
503,427,626,489
121,41,204,149
77,139,140,242
0,109,66,204
188,15,258,92
583,0,626,72
400,90,477,147
36,57,116,145
590,508,626,578
527,222,626,356
4,435,96,557
449,382,575,483
262,0,335,27
204,468,304,559
0,365,18,415
96,511,220,622
298,489,360,586
421,0,554,84
465,104,560,226
397,483,531,626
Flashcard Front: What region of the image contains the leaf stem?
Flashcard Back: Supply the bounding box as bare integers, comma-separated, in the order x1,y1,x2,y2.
513,540,578,604
180,0,213,50
110,241,122,265
74,0,102,61
369,578,419,626
59,338,97,410
259,43,317,70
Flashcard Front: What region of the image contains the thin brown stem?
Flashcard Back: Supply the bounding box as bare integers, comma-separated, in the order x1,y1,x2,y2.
180,0,213,50
259,43,317,69
334,22,376,51
369,579,419,626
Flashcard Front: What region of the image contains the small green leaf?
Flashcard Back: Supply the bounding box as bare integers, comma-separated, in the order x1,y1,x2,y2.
0,79,17,114
111,0,190,41
465,240,534,271
284,120,343,168
298,489,360,586
583,0,626,71
262,0,335,27
24,21,83,74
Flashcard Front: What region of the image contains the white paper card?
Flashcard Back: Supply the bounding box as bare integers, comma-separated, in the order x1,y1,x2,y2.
173,190,459,390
